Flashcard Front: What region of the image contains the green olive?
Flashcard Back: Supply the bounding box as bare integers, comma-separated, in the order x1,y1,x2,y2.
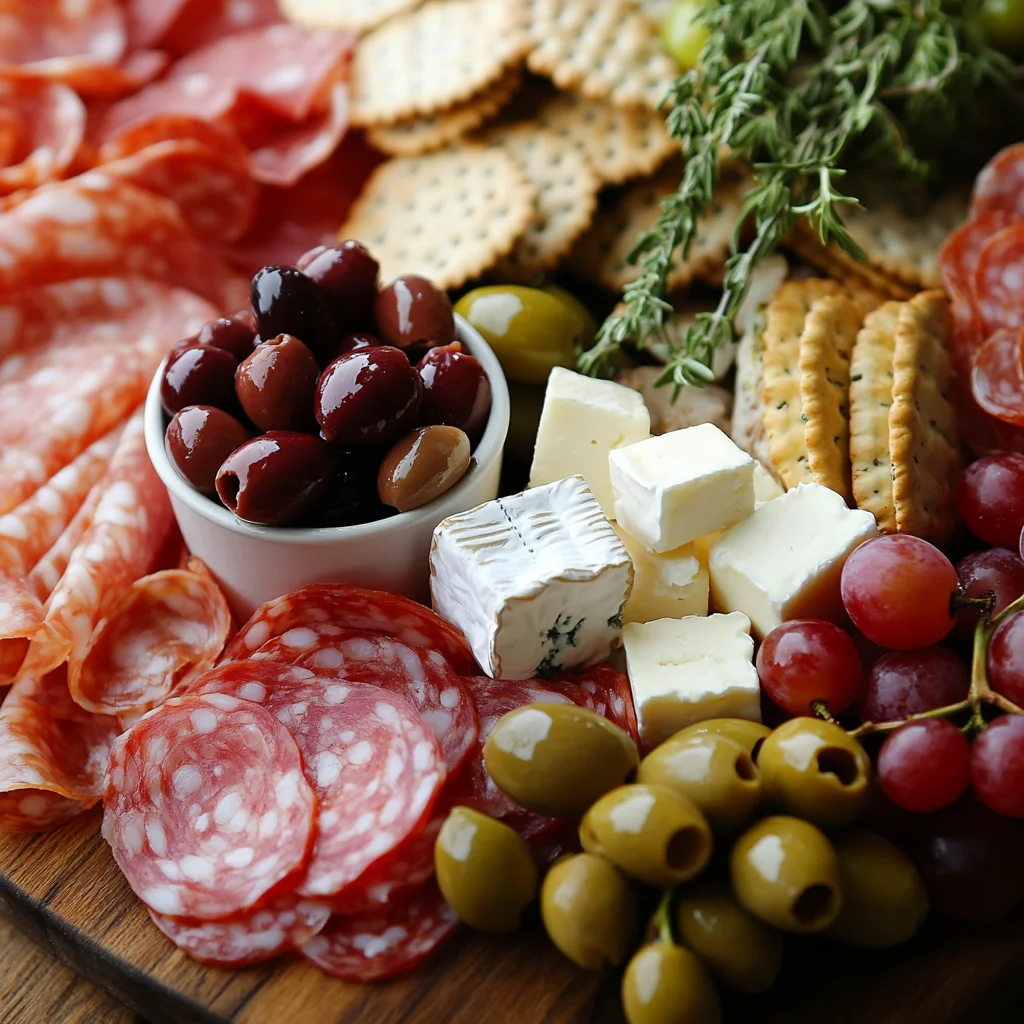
454,286,583,384
622,942,722,1024
757,718,871,826
661,0,711,69
670,719,771,760
579,783,712,887
976,0,1024,57
638,732,761,832
541,852,637,969
483,703,639,818
676,881,782,993
825,831,929,948
540,283,597,348
730,815,842,933
434,806,538,932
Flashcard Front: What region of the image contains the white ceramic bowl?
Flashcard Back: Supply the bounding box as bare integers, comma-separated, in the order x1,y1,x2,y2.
145,316,509,618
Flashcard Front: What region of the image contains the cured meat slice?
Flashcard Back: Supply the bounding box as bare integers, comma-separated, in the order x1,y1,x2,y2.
43,49,170,100
551,662,639,744
225,585,478,676
149,894,330,967
0,1,126,71
0,77,85,195
974,222,1024,336
157,0,282,57
124,0,194,50
26,482,101,603
17,414,175,681
103,692,316,920
97,114,251,173
0,666,120,832
970,327,1024,427
972,143,1024,221
301,879,459,982
72,559,232,715
192,663,445,902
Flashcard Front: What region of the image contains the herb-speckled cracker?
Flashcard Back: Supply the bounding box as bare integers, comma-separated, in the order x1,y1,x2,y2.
340,146,536,289
889,290,960,543
782,229,916,300
280,0,421,32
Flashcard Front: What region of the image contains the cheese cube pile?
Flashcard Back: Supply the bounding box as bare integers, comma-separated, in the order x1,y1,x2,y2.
614,526,708,623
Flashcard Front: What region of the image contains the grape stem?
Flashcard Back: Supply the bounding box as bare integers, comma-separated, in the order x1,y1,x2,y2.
810,700,836,723
951,588,997,619
653,888,675,948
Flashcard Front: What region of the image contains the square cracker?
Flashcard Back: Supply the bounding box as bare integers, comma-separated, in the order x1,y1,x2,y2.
890,290,960,543
280,0,422,33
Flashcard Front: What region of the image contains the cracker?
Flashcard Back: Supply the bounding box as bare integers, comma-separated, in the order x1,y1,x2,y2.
533,91,675,185
782,229,917,300
367,71,521,156
565,171,745,292
279,0,421,32
760,279,845,490
480,123,601,279
732,324,775,474
524,0,678,109
340,146,536,289
889,290,960,543
351,0,526,126
849,301,901,532
799,293,862,500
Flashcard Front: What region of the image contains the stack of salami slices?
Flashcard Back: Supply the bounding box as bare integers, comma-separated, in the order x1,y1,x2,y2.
102,584,638,981
941,143,1024,456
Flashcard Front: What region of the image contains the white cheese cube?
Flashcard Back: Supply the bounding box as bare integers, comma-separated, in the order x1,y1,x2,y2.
753,463,785,506
430,475,633,680
709,482,878,639
623,613,760,749
614,525,709,623
609,423,755,553
529,367,650,515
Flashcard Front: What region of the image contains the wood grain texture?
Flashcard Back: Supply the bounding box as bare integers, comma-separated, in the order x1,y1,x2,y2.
1,810,1022,1024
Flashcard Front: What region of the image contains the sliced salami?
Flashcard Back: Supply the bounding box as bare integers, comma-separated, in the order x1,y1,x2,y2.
971,143,1024,221
26,481,101,603
72,559,232,715
974,222,1024,336
149,894,331,967
156,0,283,57
102,692,316,920
301,879,459,982
550,662,640,744
970,327,1024,427
0,0,126,72
97,114,251,173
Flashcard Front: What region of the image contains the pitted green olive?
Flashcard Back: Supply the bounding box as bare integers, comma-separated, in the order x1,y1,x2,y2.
670,719,771,760
622,942,722,1024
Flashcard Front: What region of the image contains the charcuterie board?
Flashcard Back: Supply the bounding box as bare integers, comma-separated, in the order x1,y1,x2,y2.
2,813,1023,1024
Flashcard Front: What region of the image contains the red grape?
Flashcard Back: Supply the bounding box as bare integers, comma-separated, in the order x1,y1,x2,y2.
1020,523,1024,564
954,547,1024,638
841,535,957,650
971,715,1024,817
956,453,1024,547
755,619,862,715
858,646,970,723
988,611,1024,707
876,719,970,813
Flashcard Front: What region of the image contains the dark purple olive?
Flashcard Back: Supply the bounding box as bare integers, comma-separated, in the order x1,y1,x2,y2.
215,431,335,526
374,275,455,349
235,333,320,432
418,342,492,446
161,344,238,416
311,453,392,527
198,317,258,363
231,307,256,332
315,347,422,447
321,332,383,365
166,406,252,495
250,265,335,359
298,240,379,334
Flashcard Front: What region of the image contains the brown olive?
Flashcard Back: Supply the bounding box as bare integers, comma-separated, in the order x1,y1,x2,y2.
197,316,257,362
374,275,455,349
377,426,471,512
417,343,492,446
215,431,334,526
298,240,379,335
166,406,252,495
160,344,237,416
235,333,320,432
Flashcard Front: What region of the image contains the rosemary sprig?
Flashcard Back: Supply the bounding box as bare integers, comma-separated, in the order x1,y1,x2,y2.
579,0,1021,387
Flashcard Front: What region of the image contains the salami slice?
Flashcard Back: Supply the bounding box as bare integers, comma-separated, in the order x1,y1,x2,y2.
72,559,232,715
550,662,640,744
970,327,1024,427
225,585,478,676
974,222,1024,336
157,0,283,57
0,1,126,71
149,894,330,967
103,692,316,920
192,662,445,903
301,879,459,982
97,114,251,173
26,482,101,603
972,143,1024,221
124,0,194,51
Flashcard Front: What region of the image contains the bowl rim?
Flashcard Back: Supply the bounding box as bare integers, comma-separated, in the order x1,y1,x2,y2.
144,314,511,547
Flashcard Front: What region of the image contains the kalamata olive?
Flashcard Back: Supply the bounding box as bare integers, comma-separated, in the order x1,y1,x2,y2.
197,317,257,363
321,332,382,365
378,425,471,512
165,406,252,495
315,347,422,447
161,344,238,416
231,307,256,331
215,431,334,526
418,343,492,445
235,333,320,432
374,275,455,349
250,265,335,358
298,240,379,334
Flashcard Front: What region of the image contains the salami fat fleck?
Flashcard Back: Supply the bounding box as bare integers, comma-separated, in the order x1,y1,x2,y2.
970,327,1024,427
103,692,316,920
972,143,1024,221
975,222,1024,336
301,879,459,982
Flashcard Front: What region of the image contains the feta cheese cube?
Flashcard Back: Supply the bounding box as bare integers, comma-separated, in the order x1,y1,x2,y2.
609,423,756,553
529,367,650,515
623,613,760,749
709,482,878,638
430,475,633,680
614,525,709,623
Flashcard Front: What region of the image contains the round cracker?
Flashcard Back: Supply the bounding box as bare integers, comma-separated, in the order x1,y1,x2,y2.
279,0,422,32
341,146,536,289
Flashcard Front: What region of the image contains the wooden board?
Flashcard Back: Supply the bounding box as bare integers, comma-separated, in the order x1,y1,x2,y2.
2,810,1024,1024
